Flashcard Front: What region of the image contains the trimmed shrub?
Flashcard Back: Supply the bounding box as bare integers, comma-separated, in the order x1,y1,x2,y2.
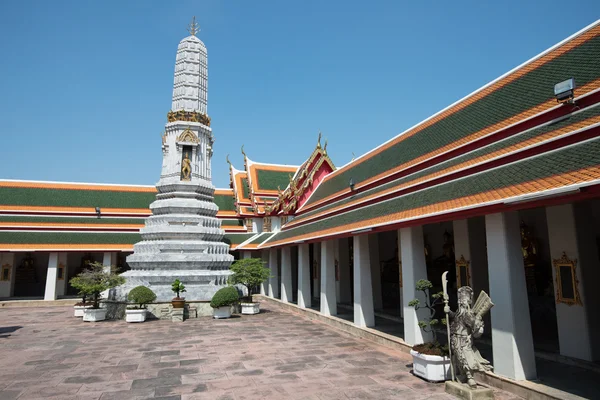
228,258,271,302
127,286,157,308
210,286,239,308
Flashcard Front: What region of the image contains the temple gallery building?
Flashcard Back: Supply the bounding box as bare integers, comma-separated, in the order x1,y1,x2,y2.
2,18,600,391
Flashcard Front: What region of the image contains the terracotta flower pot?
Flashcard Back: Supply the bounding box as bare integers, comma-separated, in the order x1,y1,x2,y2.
172,298,185,309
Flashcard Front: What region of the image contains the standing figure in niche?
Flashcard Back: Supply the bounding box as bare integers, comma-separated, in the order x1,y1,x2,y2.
181,152,192,180
444,286,493,388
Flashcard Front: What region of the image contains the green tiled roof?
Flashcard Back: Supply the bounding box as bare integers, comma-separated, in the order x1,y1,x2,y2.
304,34,600,207
221,219,244,227
256,170,292,191
266,137,600,244
0,231,141,244
297,104,600,222
223,233,256,246
0,216,145,224
245,232,272,245
241,177,250,199
0,186,155,209
214,192,235,211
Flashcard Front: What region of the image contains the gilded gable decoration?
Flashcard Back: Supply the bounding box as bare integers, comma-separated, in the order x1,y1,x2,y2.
177,127,200,144
553,252,582,306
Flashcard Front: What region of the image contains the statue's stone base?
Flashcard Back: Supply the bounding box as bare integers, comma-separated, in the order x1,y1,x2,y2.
445,381,494,400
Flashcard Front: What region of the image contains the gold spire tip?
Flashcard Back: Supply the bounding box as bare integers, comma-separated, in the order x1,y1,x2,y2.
187,16,200,36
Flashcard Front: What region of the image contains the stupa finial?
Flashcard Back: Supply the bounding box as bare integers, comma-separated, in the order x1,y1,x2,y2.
187,16,200,36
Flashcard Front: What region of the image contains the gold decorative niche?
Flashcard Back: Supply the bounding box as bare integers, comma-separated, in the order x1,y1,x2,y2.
553,252,582,306
455,255,471,288
1,264,11,281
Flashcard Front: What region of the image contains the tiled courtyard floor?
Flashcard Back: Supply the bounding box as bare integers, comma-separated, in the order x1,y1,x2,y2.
0,301,523,400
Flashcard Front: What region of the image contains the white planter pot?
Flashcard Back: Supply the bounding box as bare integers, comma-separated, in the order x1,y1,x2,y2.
241,302,260,315
125,309,147,323
73,305,93,317
83,308,107,322
212,306,232,319
410,349,451,382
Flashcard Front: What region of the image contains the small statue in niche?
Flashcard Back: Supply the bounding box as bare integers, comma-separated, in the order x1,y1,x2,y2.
442,230,455,260
181,152,192,180
444,286,494,388
520,221,538,267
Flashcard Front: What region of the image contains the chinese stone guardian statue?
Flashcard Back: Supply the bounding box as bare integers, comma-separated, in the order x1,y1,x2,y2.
444,286,494,388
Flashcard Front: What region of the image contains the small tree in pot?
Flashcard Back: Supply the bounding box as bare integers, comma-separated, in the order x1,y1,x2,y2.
171,279,186,309
408,279,450,382
69,262,125,322
210,286,239,319
228,258,271,314
126,286,156,323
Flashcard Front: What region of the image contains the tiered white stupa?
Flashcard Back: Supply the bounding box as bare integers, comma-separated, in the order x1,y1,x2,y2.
120,18,233,302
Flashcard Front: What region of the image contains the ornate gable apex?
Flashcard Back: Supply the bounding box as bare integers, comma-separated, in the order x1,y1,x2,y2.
177,126,200,143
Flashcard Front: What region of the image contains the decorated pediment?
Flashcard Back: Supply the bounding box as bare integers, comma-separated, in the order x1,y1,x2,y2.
177,127,200,144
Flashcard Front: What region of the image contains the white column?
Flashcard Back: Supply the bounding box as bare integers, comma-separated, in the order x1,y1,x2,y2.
56,253,68,297
268,248,279,298
400,225,430,345
298,244,311,308
368,233,383,310
396,230,403,319
546,203,599,361
486,212,536,380
242,251,252,259
44,252,59,301
260,250,269,295
338,238,352,304
320,240,337,316
280,247,292,303
0,253,16,297
102,252,117,273
353,234,375,327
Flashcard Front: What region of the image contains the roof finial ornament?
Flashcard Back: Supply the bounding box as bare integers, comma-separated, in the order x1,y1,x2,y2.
324,139,328,154
317,131,322,149
226,154,232,168
187,16,200,36
241,144,247,158
351,152,356,161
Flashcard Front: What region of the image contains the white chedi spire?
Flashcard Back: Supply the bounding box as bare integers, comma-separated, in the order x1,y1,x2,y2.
171,16,208,114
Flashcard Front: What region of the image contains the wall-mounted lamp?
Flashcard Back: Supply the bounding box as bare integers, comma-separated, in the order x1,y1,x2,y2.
554,78,576,104
95,207,101,219
349,177,355,191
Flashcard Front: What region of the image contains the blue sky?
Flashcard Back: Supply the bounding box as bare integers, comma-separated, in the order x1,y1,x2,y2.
0,1,598,188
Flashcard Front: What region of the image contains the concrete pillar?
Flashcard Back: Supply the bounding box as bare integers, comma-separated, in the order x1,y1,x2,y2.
338,238,352,304
44,252,59,301
312,243,321,298
268,248,279,298
486,211,536,380
242,251,252,259
368,233,383,310
102,252,117,273
400,225,431,345
298,244,311,308
546,203,600,361
260,250,269,295
280,247,292,303
0,253,16,297
396,230,403,319
353,234,375,327
320,240,337,316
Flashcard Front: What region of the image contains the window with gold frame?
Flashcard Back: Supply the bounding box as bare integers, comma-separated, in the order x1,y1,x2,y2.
57,263,65,281
455,255,471,288
553,252,582,306
245,218,253,232
0,264,11,282
263,217,271,232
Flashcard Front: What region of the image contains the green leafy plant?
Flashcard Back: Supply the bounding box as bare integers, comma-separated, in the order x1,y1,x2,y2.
210,286,239,308
127,286,157,309
228,258,271,302
69,262,125,309
408,279,448,356
171,279,186,299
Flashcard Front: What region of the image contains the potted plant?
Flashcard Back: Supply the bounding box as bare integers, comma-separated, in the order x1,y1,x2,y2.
73,293,93,317
171,279,186,309
228,258,271,314
69,261,125,322
126,286,156,323
408,279,451,382
210,286,239,319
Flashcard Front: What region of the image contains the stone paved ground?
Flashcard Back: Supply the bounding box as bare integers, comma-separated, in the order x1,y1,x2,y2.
0,301,523,400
